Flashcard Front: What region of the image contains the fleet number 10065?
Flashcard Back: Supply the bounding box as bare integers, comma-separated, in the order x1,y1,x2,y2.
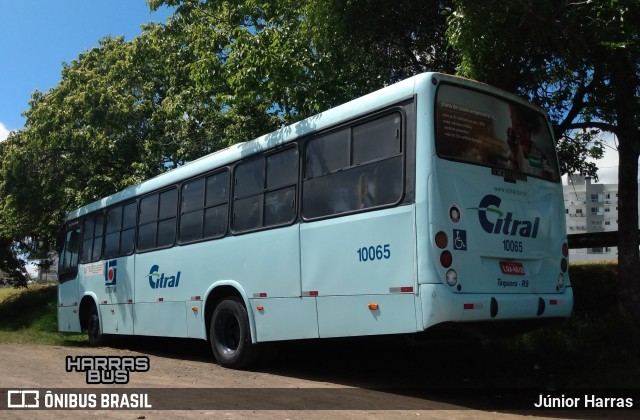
357,244,391,262
503,239,523,253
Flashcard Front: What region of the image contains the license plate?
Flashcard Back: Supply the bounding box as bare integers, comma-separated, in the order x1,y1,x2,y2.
500,261,525,275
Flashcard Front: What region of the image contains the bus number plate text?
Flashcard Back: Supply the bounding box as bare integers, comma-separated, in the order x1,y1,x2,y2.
500,261,525,275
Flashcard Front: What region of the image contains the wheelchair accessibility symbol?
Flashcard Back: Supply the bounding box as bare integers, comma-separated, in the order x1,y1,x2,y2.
453,229,467,251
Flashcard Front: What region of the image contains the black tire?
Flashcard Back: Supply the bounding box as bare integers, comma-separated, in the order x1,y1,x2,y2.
87,306,103,347
210,297,259,369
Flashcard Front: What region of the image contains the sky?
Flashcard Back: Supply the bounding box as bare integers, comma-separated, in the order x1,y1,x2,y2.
0,0,173,137
0,0,624,185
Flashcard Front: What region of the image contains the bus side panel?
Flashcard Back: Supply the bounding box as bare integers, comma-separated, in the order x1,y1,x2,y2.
83,257,135,335
301,206,417,336
99,303,134,334
133,225,302,338
250,297,318,342
186,300,205,339
57,306,81,332
300,206,416,296
134,302,188,337
317,294,417,338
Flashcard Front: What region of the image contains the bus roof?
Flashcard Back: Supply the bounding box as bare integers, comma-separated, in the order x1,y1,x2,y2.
65,72,546,220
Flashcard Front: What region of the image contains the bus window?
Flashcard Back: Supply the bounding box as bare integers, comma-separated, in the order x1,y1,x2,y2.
232,148,297,233
179,170,230,243
435,84,560,182
59,224,81,281
104,202,137,258
303,113,403,219
81,213,104,263
138,189,178,251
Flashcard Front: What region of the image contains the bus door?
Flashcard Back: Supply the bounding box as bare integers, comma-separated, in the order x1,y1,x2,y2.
57,222,82,332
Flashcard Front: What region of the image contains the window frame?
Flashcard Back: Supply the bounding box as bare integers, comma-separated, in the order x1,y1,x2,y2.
178,167,231,245
57,220,82,283
231,145,299,235
137,187,179,253
80,211,105,264
301,108,406,222
103,201,138,259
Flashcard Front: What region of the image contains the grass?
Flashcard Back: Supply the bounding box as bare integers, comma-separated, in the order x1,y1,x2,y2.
0,262,638,388
488,260,640,387
0,284,85,345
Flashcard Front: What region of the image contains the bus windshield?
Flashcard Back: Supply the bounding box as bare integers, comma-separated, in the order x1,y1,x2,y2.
436,84,560,182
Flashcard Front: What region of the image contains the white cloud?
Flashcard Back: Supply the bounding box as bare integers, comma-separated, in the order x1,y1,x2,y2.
0,122,10,142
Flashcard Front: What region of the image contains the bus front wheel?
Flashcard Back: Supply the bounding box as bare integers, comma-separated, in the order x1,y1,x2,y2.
210,297,258,369
87,306,103,347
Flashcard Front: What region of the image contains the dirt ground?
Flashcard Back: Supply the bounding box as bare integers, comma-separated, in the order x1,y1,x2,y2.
0,339,626,419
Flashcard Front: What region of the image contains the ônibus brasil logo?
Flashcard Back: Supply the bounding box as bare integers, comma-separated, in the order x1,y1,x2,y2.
469,194,540,238
148,265,181,289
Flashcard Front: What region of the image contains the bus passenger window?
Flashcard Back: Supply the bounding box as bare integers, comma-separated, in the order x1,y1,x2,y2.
303,112,403,219
232,148,297,233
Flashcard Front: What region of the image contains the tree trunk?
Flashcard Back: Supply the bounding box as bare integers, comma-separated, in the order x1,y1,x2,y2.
612,51,640,320
617,141,640,319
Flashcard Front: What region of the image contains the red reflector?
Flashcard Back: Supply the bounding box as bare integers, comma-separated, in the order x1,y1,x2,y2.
191,296,202,301
309,291,318,296
500,261,525,275
550,299,558,305
256,293,267,298
464,303,475,310
101,301,108,305
127,299,133,303
157,298,164,302
389,287,414,293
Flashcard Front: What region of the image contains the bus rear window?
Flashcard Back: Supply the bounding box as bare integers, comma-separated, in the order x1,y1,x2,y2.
436,84,560,182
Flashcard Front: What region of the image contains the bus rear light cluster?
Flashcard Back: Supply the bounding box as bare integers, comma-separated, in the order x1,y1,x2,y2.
557,273,565,291
560,258,568,273
436,231,457,285
562,242,569,257
446,269,458,286
435,231,448,249
440,250,453,268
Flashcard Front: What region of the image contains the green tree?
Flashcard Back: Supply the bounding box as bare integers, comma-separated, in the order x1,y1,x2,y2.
448,0,640,319
0,32,211,257
149,0,458,122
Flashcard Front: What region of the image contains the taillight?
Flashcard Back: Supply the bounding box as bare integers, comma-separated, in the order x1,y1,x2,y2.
446,269,458,286
440,250,453,268
435,231,448,249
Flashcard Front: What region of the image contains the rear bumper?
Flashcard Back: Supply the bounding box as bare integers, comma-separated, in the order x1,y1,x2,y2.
419,284,573,330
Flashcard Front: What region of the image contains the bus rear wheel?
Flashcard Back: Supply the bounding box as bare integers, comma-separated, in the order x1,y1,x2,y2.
210,297,258,369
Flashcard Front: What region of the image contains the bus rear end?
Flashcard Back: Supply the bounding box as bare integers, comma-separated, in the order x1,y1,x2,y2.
419,76,572,331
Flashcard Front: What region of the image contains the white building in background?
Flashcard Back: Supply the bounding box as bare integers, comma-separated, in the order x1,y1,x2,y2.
563,174,640,262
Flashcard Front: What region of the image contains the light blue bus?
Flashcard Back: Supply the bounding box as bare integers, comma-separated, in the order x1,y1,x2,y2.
57,73,573,368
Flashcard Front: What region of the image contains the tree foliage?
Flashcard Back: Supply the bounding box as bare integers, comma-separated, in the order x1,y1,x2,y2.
0,0,458,263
